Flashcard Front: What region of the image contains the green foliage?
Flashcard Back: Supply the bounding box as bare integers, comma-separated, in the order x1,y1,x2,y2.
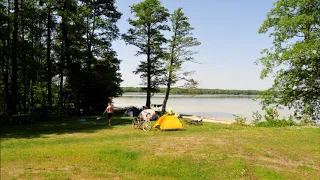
252,110,262,124
162,8,200,111
253,107,297,127
233,114,247,126
165,8,200,86
257,0,320,121
255,116,296,127
299,114,317,126
0,0,122,115
263,107,279,122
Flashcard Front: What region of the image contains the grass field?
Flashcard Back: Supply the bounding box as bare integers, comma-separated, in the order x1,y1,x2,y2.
1,116,320,180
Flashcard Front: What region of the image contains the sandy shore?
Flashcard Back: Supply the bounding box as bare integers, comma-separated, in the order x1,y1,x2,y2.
116,107,242,125
181,115,239,125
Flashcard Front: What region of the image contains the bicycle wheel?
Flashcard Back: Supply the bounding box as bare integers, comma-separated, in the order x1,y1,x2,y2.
142,120,152,132
132,118,138,129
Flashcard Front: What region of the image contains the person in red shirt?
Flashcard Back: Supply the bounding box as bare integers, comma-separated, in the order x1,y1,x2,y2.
103,103,114,126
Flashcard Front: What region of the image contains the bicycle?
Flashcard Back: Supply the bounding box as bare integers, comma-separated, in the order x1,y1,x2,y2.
132,117,152,132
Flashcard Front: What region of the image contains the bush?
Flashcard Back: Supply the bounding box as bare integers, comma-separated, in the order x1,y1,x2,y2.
255,115,296,127
252,110,262,124
251,107,297,127
233,114,247,126
264,107,279,121
298,115,317,126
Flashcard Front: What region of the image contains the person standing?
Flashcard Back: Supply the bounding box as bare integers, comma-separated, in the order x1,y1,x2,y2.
103,103,114,126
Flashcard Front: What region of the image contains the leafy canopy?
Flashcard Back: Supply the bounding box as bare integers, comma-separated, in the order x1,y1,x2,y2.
257,0,320,120
167,8,200,87
122,0,170,92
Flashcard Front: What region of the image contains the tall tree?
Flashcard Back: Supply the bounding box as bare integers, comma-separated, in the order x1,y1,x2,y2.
257,0,320,120
162,8,200,112
59,0,85,112
11,0,19,115
0,0,11,114
40,0,55,110
122,0,170,108
80,0,122,110
20,0,27,111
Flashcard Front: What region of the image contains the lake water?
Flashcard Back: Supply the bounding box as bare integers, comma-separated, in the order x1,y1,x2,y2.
113,93,293,121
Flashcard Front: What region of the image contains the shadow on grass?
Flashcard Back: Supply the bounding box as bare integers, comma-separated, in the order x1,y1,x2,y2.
0,115,132,139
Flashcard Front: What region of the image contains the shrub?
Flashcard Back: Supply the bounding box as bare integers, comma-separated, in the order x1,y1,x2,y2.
252,111,262,124
298,114,317,126
233,114,247,126
255,115,296,127
251,107,297,127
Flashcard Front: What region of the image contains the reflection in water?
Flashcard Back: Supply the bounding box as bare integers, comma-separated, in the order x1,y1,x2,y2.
113,94,292,121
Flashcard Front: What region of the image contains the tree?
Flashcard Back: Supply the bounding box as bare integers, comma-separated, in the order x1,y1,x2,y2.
39,0,56,110
11,0,19,115
257,0,320,120
0,0,122,116
162,8,200,112
0,0,12,115
122,0,170,108
79,0,122,110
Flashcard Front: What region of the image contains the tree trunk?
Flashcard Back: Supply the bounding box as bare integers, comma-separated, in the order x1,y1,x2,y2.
47,7,52,110
11,0,19,115
1,38,11,114
146,53,151,108
87,7,95,71
59,44,64,112
61,3,80,113
3,0,11,114
30,1,35,111
30,79,35,109
162,30,177,113
162,54,174,112
162,72,172,113
21,0,27,112
146,24,151,108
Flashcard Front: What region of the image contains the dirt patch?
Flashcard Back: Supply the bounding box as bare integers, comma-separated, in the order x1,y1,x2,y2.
233,154,319,171
57,166,74,171
70,173,120,180
4,168,25,177
143,135,226,157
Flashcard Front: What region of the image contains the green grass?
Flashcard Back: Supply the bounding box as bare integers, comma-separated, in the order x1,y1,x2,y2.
1,116,320,180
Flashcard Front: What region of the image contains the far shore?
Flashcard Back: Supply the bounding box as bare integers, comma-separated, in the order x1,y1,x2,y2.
120,92,257,96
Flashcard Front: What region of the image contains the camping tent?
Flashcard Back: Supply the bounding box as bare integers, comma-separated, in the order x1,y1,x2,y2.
137,109,159,121
123,107,141,117
153,114,183,131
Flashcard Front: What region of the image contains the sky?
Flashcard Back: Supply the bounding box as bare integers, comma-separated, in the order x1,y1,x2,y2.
112,0,276,90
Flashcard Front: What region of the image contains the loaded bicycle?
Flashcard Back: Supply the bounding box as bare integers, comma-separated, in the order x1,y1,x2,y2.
132,116,152,132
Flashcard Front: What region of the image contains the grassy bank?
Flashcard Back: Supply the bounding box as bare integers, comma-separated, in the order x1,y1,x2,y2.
1,116,319,179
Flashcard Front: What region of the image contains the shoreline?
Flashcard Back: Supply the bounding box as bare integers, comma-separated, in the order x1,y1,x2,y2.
181,115,238,125
115,107,237,124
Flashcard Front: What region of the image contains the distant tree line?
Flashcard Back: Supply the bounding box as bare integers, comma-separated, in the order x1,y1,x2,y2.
122,87,262,95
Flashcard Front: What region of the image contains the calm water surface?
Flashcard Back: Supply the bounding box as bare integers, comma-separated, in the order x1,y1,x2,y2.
113,94,292,121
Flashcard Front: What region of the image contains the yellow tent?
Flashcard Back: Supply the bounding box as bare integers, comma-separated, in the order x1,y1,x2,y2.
153,114,183,131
